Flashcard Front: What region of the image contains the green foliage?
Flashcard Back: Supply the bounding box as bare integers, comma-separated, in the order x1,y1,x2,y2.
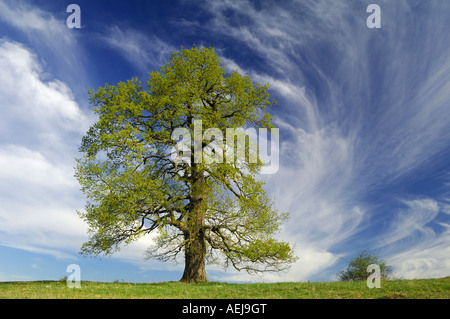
337,251,393,282
75,45,296,278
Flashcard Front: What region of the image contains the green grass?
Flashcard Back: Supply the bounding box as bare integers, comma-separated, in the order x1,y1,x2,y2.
0,277,448,299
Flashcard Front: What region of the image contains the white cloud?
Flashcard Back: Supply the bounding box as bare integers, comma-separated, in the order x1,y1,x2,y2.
0,1,95,267
0,0,88,92
371,198,450,279
388,223,450,279
0,145,75,190
379,199,440,249
0,40,88,152
263,120,363,246
100,25,175,72
0,0,70,36
0,39,90,260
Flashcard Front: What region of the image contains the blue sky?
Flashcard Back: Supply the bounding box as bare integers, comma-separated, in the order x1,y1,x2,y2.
0,0,449,283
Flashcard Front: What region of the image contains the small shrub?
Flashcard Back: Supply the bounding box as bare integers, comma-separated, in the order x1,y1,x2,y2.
337,250,392,282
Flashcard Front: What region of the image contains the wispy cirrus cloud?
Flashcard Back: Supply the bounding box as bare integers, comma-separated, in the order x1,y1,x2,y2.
0,0,71,37
99,25,176,73
194,0,450,280
378,199,440,250
381,199,450,279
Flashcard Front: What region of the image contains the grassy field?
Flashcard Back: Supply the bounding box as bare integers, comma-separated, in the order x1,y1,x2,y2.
0,277,448,299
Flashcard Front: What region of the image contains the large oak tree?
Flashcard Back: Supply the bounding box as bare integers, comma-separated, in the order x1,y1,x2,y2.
75,46,296,283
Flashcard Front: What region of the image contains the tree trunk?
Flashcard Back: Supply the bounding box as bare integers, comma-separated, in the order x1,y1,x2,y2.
180,227,208,283
180,166,208,283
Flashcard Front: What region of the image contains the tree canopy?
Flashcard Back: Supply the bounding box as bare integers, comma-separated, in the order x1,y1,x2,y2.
75,45,296,283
